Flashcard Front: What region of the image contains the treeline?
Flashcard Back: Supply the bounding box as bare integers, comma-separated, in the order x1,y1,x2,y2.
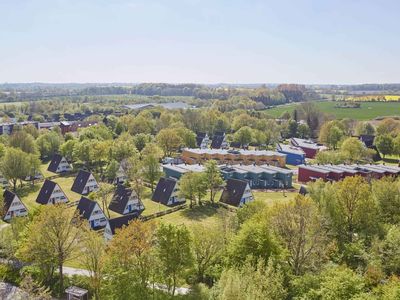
1,83,318,106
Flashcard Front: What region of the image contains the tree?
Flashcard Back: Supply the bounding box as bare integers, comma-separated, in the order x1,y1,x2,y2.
111,132,137,161
233,126,253,148
288,119,299,137
376,118,400,136
297,123,311,138
155,224,193,296
340,137,371,163
191,224,224,284
125,151,144,201
393,134,400,157
214,259,287,300
227,211,281,266
105,160,119,183
80,228,106,300
324,176,380,244
375,134,394,158
27,153,42,186
9,130,38,154
203,160,224,203
355,122,375,136
270,195,327,275
92,183,115,219
142,153,162,193
103,220,157,300
0,147,30,191
156,128,183,157
60,139,78,162
17,205,85,295
319,121,344,150
379,225,400,276
179,172,206,208
36,131,63,159
372,177,400,224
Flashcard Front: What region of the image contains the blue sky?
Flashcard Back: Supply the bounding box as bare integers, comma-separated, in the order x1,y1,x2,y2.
1,0,399,84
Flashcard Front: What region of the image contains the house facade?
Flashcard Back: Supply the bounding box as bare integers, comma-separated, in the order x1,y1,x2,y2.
219,178,254,208
3,190,28,221
76,197,107,229
71,170,99,195
108,185,144,215
47,154,72,173
36,180,69,205
152,177,185,206
276,143,306,165
181,148,286,167
113,165,128,185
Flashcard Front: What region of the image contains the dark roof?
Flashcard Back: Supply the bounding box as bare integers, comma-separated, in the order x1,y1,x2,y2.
152,177,177,205
47,154,63,173
36,179,59,204
211,135,225,149
219,178,248,207
108,213,139,235
299,185,308,196
359,135,375,148
3,190,17,213
71,170,92,194
76,197,98,220
108,185,144,215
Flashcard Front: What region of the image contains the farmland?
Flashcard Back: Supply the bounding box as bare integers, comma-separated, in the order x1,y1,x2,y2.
265,101,400,120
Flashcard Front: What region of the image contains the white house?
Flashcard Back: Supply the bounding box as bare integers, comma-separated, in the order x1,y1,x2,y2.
36,179,69,205
76,197,107,229
3,190,28,221
47,154,73,173
108,185,144,215
151,177,185,206
219,178,254,207
71,170,99,195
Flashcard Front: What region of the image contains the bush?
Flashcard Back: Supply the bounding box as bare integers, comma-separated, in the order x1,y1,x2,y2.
0,263,22,285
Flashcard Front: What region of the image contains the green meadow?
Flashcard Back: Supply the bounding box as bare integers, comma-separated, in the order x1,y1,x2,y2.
265,101,400,120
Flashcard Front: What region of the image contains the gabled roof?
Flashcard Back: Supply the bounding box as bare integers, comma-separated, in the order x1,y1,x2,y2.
3,190,17,213
76,197,98,220
108,185,143,215
359,135,375,148
47,154,64,173
219,178,248,207
152,177,177,205
211,135,225,149
71,170,93,194
36,179,60,204
107,213,139,235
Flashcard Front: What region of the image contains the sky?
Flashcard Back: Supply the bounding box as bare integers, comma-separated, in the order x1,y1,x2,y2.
0,0,399,84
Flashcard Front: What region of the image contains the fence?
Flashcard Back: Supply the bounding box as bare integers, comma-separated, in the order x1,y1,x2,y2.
140,204,187,221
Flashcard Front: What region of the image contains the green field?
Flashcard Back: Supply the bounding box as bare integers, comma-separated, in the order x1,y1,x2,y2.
265,101,400,120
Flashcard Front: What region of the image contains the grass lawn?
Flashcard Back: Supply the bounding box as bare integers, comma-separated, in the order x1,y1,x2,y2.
39,162,56,178
264,101,400,120
158,203,231,229
253,190,297,206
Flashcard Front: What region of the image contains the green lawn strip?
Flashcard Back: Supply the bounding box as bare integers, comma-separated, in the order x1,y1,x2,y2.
265,101,400,120
39,162,56,179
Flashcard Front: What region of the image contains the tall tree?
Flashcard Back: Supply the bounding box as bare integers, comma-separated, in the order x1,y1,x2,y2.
0,147,30,191
80,228,106,300
142,153,162,193
204,160,224,203
156,128,182,157
375,134,394,158
103,220,157,300
270,195,327,275
155,224,193,296
91,183,115,219
17,205,85,295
